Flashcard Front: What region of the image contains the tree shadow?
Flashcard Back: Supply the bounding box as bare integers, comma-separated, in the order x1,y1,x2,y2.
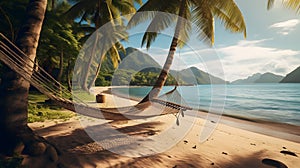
31,120,164,167
30,121,294,168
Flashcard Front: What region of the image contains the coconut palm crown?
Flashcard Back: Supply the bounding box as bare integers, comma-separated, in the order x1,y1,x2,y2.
128,0,247,102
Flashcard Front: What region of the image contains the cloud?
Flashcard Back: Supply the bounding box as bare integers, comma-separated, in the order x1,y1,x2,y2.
187,39,300,81
135,39,300,82
269,19,300,35
217,39,300,81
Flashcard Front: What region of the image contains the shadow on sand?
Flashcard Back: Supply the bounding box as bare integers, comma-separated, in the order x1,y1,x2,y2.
24,121,292,168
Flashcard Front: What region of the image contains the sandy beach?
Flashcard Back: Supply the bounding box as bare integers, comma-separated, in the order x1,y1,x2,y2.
26,86,300,168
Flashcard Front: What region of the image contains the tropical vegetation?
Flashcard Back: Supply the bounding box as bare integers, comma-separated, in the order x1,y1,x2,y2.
3,0,298,166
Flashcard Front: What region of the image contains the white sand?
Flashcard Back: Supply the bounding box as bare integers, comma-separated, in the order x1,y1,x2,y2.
27,86,300,168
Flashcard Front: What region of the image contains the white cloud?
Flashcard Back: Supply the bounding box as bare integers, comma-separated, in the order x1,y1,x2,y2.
134,39,300,82
186,39,300,81
217,40,300,81
269,19,300,35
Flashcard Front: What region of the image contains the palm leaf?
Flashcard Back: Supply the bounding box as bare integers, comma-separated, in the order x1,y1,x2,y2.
191,4,214,45
141,13,178,48
127,0,172,29
210,0,247,38
177,1,191,48
283,0,300,13
267,0,275,10
64,0,96,20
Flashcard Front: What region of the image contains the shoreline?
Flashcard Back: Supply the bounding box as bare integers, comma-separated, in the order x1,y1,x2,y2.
93,86,300,143
26,86,300,167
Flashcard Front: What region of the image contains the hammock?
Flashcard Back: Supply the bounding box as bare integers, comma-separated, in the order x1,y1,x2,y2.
0,33,192,121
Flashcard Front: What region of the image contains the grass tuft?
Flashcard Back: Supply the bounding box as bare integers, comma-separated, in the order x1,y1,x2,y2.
28,92,75,123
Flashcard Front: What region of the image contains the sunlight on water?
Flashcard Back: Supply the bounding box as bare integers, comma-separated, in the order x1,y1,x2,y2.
114,84,300,126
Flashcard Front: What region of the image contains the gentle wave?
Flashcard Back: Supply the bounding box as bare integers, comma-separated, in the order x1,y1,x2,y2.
113,83,300,126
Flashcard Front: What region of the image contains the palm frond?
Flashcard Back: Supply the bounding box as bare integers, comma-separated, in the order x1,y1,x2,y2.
191,4,214,45
141,13,178,48
127,0,171,28
283,0,300,13
212,7,242,33
177,1,191,48
108,45,121,68
210,0,247,38
111,0,136,15
64,0,96,20
133,0,143,5
267,0,275,10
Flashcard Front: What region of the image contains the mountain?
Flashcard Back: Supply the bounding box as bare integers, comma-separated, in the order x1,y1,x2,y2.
231,72,284,84
178,67,228,85
280,66,300,83
118,47,161,70
112,47,228,85
231,73,261,84
255,72,283,83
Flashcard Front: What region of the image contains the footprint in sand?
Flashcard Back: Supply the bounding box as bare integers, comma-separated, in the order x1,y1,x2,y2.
262,158,288,168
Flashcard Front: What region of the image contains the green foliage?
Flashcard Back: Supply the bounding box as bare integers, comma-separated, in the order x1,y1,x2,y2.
28,103,74,123
36,1,82,86
95,73,113,86
280,66,300,83
0,0,28,41
130,71,177,86
128,0,247,47
28,92,74,123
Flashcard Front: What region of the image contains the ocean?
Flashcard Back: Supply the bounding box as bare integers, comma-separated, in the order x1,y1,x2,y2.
112,83,300,126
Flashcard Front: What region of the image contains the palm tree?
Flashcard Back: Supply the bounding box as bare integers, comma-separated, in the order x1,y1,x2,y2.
0,0,29,42
0,0,56,158
128,0,247,103
38,1,81,93
267,0,300,12
66,0,142,91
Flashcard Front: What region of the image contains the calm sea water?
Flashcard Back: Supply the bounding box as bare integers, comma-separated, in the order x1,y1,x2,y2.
112,84,300,126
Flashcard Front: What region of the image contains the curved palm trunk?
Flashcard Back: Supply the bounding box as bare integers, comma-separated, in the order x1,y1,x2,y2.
81,33,99,91
67,59,73,91
86,1,116,90
140,0,187,103
57,49,64,94
87,53,105,89
0,0,56,159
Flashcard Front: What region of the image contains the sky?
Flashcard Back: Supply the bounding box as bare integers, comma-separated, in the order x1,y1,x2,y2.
122,0,300,82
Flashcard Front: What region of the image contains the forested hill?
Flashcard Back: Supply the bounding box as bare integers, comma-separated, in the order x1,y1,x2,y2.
104,47,227,86
280,66,300,83
231,72,283,84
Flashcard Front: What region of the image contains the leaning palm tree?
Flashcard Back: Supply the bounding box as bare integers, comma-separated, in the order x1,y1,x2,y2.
66,0,142,91
267,0,300,12
128,0,247,103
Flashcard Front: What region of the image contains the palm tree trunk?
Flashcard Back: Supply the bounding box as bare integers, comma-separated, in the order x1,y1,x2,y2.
81,33,99,91
0,0,58,160
67,59,72,92
87,53,105,89
57,49,64,94
57,50,63,82
139,0,187,103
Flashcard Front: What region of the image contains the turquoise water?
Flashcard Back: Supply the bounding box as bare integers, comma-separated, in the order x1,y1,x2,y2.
113,84,300,126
